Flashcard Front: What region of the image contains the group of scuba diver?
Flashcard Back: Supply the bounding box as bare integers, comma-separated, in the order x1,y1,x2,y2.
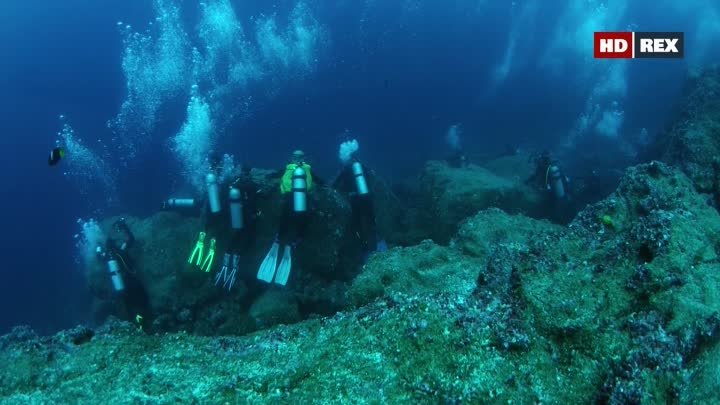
79,131,580,332
93,148,384,331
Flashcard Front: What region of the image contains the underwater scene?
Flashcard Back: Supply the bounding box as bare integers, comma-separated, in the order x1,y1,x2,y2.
1,0,720,403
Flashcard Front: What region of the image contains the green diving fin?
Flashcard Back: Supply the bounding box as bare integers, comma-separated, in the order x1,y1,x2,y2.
188,231,206,266
274,245,292,286
257,242,280,283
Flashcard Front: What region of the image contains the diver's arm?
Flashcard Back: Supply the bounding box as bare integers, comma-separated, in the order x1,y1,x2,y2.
330,170,343,188
269,168,286,178
314,172,327,186
330,166,352,191
113,218,136,249
123,223,135,247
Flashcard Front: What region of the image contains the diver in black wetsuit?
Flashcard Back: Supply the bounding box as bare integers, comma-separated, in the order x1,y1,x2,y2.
447,148,469,168
213,165,260,291
96,218,152,331
527,151,570,199
333,158,386,257
527,150,573,222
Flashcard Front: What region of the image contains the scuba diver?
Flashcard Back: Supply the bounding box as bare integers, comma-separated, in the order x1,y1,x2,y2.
186,170,222,276
185,156,260,291
213,165,259,291
257,150,313,286
527,150,572,221
162,152,257,291
527,150,570,200
445,124,469,168
186,153,237,276
448,148,469,168
333,143,387,259
48,146,65,166
95,218,152,331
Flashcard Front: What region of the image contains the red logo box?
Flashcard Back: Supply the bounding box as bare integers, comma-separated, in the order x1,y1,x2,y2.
594,32,633,59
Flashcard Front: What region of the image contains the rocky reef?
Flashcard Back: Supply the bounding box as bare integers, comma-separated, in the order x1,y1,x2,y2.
399,155,549,244
658,66,720,196
2,160,718,404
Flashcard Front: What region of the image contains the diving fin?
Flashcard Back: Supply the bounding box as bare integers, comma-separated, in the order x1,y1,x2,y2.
257,242,280,283
376,238,388,253
274,245,292,286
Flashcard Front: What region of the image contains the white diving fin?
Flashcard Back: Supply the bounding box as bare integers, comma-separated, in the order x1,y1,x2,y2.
257,242,280,283
274,245,292,286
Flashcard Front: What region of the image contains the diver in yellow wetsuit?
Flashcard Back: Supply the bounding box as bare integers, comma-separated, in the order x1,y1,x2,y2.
257,150,314,286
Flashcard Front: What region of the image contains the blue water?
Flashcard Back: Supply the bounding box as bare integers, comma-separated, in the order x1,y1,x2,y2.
0,0,717,334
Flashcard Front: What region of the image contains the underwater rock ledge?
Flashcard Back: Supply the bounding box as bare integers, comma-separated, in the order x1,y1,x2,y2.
2,161,719,405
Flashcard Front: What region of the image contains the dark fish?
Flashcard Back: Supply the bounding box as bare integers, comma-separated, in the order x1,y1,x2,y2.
48,147,65,166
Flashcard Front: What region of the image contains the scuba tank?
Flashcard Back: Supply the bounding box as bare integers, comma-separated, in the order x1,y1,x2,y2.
352,161,369,195
206,173,221,214
161,198,196,210
96,246,125,292
292,166,307,212
548,165,566,200
229,187,244,230
107,258,125,292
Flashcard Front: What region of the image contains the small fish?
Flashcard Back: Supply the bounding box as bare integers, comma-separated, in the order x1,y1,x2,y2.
48,147,65,166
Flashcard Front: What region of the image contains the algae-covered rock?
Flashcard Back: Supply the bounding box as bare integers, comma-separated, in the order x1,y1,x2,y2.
658,66,720,192
0,296,627,405
456,207,562,258
572,162,720,335
352,162,720,404
129,212,200,308
480,151,537,181
414,160,543,243
249,289,301,327
10,161,720,404
683,339,720,405
349,240,481,306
